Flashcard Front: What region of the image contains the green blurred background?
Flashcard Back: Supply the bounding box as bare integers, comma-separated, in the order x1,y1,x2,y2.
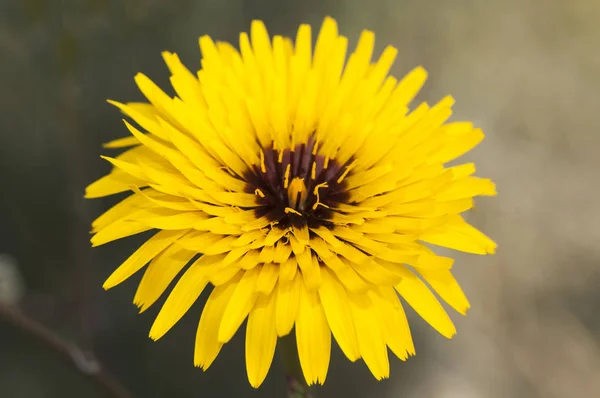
1,0,599,397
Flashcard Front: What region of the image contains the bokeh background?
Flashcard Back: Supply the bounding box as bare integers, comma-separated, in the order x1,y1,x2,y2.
1,0,599,397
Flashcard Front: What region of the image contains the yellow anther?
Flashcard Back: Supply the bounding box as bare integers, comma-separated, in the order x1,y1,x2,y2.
254,188,265,198
284,207,303,216
337,160,357,184
312,182,330,210
312,131,321,155
283,164,291,189
259,149,266,173
287,177,308,210
311,161,317,180
313,182,328,196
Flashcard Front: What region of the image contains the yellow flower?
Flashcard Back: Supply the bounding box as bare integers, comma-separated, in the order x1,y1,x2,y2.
86,17,496,388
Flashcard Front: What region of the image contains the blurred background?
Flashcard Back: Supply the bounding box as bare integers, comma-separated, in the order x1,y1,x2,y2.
1,0,599,397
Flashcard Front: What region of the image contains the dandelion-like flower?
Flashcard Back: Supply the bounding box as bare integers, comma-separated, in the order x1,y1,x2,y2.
87,17,496,388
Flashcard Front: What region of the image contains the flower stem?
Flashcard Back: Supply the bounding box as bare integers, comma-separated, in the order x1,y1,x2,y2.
280,333,314,398
0,303,134,398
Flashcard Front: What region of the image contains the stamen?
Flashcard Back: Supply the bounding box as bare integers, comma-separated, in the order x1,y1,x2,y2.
259,149,266,173
284,207,303,216
283,164,291,188
312,182,330,210
337,160,357,184
247,134,352,230
287,177,308,210
337,168,351,184
312,131,320,155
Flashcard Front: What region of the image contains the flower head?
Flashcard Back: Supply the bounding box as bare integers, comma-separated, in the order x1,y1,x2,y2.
87,17,496,388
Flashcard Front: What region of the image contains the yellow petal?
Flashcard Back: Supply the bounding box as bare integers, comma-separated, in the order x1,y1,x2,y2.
239,250,261,270
245,291,277,388
389,65,428,109
85,170,146,198
103,135,140,148
265,227,288,246
134,209,208,230
411,252,454,270
307,236,334,259
220,246,252,268
349,258,402,286
91,191,147,232
420,215,497,255
296,279,331,385
162,119,246,193
320,255,369,293
193,218,242,235
433,125,485,164
176,231,223,251
91,219,152,247
195,275,241,369
134,245,196,312
149,254,219,340
123,120,231,195
292,223,310,245
318,268,360,361
416,269,470,315
134,73,179,125
448,162,476,179
394,268,456,338
232,230,266,247
371,287,415,360
310,226,343,249
275,274,301,336
348,291,389,380
273,240,293,263
100,155,148,182
436,176,496,200
334,240,369,264
258,245,276,263
103,229,187,289
210,267,242,286
200,235,237,255
313,16,339,77
162,51,204,107
218,267,260,343
279,257,298,282
364,45,397,97
107,100,165,140
296,250,321,290
420,229,491,254
131,186,200,212
250,20,274,78
256,263,279,295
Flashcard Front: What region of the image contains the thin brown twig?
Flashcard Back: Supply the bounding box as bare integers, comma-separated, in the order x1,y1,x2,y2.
0,303,134,398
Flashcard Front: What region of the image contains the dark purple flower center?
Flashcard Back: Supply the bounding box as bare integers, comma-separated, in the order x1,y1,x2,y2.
244,135,352,230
